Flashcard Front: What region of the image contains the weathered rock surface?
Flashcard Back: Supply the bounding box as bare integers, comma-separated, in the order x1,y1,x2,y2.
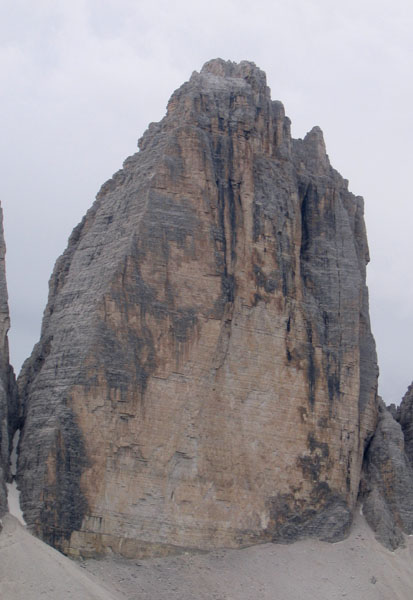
361,382,413,550
398,382,413,464
0,203,17,514
18,59,378,557
361,399,413,549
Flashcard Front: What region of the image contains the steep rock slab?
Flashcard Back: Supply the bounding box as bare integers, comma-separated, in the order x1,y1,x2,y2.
18,59,378,557
0,203,17,515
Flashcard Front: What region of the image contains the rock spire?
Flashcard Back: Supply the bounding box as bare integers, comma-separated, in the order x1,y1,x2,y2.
361,384,413,549
17,59,378,557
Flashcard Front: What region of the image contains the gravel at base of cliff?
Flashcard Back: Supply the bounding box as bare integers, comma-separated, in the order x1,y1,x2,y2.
2,511,412,600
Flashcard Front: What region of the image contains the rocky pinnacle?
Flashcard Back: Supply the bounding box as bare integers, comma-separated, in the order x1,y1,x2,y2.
361,384,413,549
17,59,379,557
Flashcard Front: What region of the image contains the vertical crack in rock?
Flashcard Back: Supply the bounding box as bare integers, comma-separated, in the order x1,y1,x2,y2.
17,59,378,557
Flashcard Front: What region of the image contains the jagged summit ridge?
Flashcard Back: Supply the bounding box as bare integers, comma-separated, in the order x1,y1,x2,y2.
201,58,265,78
195,59,269,100
139,57,293,164
17,60,378,558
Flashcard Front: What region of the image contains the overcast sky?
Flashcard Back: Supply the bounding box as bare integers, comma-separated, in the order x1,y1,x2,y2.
0,0,412,404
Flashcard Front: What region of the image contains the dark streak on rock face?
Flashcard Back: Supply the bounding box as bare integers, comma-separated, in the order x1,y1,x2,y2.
306,324,317,409
89,242,200,401
96,320,155,399
299,183,315,266
308,433,329,458
267,482,352,544
211,127,240,313
39,407,89,552
298,433,330,483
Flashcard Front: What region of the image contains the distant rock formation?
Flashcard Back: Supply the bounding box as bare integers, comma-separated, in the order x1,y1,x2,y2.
361,385,413,549
398,383,413,464
0,203,17,514
17,59,378,557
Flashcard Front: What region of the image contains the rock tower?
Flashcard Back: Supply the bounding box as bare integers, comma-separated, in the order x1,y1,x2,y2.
17,59,378,557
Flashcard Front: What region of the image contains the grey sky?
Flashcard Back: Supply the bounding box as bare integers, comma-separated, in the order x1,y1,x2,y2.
0,0,412,404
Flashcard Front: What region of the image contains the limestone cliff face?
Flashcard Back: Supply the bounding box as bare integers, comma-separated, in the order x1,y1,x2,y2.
18,59,378,557
0,204,17,515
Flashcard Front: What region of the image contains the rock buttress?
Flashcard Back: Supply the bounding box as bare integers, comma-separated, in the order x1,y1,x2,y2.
17,59,378,556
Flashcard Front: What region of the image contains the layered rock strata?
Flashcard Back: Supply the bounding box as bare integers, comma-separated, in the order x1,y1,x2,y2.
0,203,17,515
18,59,378,557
